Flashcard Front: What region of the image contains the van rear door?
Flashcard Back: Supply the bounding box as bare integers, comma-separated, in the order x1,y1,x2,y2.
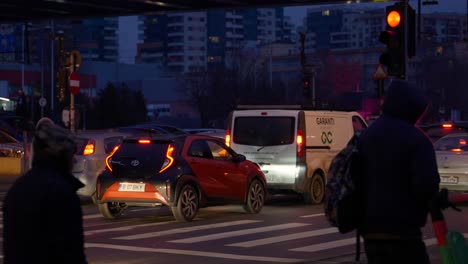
230,111,297,185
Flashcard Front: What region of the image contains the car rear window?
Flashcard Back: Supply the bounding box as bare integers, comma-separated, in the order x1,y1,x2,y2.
111,141,173,177
425,126,468,142
434,136,468,152
233,116,295,146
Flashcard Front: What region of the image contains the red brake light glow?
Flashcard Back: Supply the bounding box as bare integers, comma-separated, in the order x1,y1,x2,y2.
225,128,231,147
105,145,120,172
459,139,467,145
451,148,463,152
159,144,174,173
138,139,151,144
297,129,304,157
442,123,453,128
83,140,95,155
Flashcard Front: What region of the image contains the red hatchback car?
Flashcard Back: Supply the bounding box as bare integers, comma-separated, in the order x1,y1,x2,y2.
96,134,267,222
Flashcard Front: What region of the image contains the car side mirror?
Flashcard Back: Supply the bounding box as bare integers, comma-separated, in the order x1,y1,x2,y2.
234,154,246,162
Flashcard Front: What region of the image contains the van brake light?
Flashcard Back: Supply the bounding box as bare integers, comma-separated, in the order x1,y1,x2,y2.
105,145,120,172
297,129,304,157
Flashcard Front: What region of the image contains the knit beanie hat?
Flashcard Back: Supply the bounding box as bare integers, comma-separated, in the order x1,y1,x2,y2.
32,117,76,163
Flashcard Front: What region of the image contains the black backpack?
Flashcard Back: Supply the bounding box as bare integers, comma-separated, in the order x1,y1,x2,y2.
324,132,363,261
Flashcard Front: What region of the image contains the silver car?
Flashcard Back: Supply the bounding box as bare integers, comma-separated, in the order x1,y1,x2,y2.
434,133,468,193
73,130,133,201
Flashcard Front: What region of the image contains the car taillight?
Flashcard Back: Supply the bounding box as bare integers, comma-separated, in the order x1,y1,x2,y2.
83,139,95,155
159,144,174,173
297,129,304,157
225,128,231,147
442,123,453,128
105,145,120,172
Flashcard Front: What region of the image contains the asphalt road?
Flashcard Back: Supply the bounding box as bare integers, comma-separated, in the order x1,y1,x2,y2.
0,184,467,264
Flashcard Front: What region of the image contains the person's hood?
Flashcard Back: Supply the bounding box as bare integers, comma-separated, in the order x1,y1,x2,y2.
382,80,428,124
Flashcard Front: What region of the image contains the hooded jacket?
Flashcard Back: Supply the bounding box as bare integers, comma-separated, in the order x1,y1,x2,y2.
357,80,440,238
3,118,87,264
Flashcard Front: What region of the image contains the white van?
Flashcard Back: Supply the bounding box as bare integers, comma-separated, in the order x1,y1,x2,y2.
225,105,367,204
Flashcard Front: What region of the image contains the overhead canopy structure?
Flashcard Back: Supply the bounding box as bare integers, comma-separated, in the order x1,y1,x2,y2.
0,0,391,22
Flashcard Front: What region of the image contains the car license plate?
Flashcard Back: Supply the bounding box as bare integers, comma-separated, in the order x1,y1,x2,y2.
441,176,459,184
118,183,145,192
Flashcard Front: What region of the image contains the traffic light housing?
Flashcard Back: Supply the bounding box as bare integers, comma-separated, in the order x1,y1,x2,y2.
378,3,415,79
302,76,310,97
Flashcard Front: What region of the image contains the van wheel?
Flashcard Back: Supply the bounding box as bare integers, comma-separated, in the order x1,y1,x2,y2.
98,202,126,219
303,172,325,204
171,185,199,222
243,179,265,214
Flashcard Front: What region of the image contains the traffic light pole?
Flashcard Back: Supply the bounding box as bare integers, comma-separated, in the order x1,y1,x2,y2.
403,0,408,81
69,54,75,133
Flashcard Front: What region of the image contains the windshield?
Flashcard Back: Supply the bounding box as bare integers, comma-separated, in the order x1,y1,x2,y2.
233,116,295,146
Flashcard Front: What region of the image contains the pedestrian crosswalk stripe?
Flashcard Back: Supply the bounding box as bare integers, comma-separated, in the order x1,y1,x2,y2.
290,237,356,252
114,220,260,240
85,220,177,236
289,234,468,253
300,213,324,218
227,227,338,248
85,243,305,263
83,208,155,220
169,223,310,244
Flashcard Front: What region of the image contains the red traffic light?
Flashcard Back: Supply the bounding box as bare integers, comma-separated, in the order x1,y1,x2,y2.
387,10,401,28
303,80,310,87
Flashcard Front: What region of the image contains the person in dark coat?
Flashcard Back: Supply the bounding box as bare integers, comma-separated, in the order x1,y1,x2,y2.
356,80,440,264
2,117,88,264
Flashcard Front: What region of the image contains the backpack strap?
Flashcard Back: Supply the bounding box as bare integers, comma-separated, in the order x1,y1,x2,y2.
355,230,361,262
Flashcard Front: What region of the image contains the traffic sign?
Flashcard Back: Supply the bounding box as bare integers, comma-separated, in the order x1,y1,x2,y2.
69,72,80,95
372,64,388,80
39,97,47,107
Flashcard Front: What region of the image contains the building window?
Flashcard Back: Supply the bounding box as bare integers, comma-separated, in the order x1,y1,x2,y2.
322,10,330,16
209,36,220,43
188,17,192,21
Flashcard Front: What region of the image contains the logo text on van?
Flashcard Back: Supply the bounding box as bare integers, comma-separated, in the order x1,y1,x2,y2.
316,117,335,126
321,131,333,144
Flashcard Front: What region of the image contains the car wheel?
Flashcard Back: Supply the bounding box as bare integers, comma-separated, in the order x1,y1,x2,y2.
303,172,325,204
171,185,199,222
91,191,98,205
243,179,265,214
98,201,125,219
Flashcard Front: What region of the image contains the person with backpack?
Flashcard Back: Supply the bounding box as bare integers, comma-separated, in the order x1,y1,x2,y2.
356,80,440,263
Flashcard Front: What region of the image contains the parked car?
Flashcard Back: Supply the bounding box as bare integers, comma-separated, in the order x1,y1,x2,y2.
434,133,468,193
420,121,468,143
96,134,267,222
73,130,134,202
0,129,24,158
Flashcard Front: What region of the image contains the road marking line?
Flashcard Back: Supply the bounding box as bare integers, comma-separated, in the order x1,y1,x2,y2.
289,234,468,252
85,220,177,236
85,243,304,263
170,223,310,244
83,208,156,220
83,213,103,220
114,220,260,240
300,213,324,218
227,227,338,247
290,237,355,252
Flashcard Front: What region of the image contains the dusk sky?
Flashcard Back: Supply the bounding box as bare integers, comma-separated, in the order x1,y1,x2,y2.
119,1,467,63
285,1,467,27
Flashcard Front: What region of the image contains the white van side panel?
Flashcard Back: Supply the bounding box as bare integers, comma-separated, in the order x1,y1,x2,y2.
304,111,355,177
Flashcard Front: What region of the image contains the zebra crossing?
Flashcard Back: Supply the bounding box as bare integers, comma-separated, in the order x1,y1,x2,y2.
80,210,468,261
